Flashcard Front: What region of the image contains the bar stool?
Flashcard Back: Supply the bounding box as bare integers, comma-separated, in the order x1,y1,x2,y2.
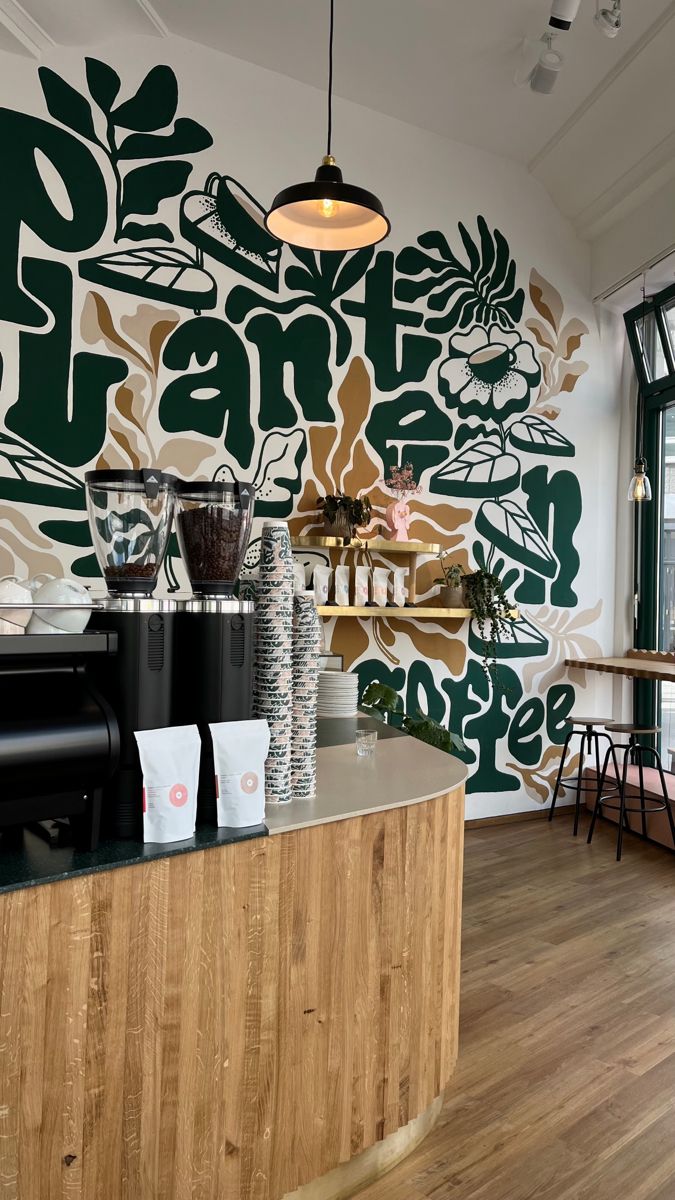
548,716,617,837
587,723,675,862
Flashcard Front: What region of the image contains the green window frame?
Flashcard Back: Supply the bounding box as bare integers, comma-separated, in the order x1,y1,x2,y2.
624,283,675,727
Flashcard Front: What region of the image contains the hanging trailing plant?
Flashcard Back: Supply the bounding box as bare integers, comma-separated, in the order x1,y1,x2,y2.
463,568,513,680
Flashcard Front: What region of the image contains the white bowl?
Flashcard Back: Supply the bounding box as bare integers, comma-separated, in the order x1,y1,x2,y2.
0,577,32,630
28,578,92,634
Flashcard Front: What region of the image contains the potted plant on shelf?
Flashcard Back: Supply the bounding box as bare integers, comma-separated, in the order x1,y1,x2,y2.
463,567,513,679
318,492,372,541
383,462,422,542
360,681,465,755
435,552,466,608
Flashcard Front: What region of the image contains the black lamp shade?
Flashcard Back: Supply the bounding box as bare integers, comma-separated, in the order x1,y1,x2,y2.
265,160,390,252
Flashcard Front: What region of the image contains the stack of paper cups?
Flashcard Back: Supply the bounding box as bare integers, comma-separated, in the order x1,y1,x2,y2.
291,593,323,799
253,521,294,804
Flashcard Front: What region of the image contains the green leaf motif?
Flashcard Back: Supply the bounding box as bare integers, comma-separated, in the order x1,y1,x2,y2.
111,65,178,131
121,221,174,242
120,160,193,219
38,67,98,143
434,441,520,498
508,415,574,457
117,118,214,160
476,499,558,578
85,58,121,113
468,615,549,661
395,216,525,333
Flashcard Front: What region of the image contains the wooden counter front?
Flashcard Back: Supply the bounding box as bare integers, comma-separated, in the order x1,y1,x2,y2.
0,786,464,1199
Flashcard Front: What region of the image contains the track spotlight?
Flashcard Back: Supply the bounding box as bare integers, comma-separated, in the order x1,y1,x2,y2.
594,1,622,37
530,35,564,94
548,0,582,31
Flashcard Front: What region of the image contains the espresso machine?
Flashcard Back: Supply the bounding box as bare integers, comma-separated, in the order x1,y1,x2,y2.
173,480,255,822
85,468,178,837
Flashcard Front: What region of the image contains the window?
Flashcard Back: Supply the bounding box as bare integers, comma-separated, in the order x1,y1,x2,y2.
625,284,675,751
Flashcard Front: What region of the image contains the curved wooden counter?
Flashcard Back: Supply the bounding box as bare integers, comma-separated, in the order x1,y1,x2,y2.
0,735,466,1200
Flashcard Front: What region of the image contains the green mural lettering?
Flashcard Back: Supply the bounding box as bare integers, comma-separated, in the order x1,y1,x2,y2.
6,259,126,466
0,108,107,327
366,390,453,479
244,314,333,430
546,683,575,744
463,665,523,792
159,317,253,467
508,697,545,766
342,252,441,390
520,465,581,607
406,660,447,724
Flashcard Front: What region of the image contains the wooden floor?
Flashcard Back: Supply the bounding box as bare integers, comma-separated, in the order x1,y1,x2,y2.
358,814,675,1200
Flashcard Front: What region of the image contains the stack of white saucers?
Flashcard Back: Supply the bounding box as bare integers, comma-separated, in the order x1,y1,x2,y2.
317,670,360,718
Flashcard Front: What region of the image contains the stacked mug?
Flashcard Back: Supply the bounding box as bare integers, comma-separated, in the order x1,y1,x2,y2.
253,522,294,804
291,593,323,799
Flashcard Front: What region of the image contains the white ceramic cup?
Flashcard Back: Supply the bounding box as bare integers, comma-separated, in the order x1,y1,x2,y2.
0,576,33,630
27,578,92,635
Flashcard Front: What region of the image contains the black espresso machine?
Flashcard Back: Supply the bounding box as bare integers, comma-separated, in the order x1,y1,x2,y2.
85,469,255,835
0,630,120,850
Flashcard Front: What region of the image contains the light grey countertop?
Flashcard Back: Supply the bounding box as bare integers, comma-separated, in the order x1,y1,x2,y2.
265,719,468,835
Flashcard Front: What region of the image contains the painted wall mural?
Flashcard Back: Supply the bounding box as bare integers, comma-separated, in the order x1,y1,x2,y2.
0,55,604,807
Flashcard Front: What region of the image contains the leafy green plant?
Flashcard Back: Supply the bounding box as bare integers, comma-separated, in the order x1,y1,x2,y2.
463,567,513,679
360,682,465,756
38,59,213,242
395,217,524,333
435,552,464,589
318,492,372,537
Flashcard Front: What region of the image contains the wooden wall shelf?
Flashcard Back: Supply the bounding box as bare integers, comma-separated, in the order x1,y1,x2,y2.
317,606,471,619
292,535,441,555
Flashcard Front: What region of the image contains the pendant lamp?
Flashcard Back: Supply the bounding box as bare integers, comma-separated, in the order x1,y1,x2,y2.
629,278,652,503
265,0,390,252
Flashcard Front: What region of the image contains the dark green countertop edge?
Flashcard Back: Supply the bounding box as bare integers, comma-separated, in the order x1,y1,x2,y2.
0,715,402,895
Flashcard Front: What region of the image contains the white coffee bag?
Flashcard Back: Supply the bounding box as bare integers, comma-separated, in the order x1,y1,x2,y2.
354,564,370,606
372,567,390,607
390,567,408,607
209,719,271,827
313,565,333,605
335,564,350,606
292,561,306,594
134,725,200,844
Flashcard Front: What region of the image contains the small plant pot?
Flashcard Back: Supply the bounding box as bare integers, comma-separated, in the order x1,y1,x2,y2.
323,514,353,540
439,583,467,608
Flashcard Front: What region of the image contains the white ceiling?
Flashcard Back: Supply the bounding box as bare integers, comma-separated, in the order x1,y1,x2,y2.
1,0,675,247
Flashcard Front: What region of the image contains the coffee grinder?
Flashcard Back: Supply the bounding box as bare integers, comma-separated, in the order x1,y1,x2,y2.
85,468,178,837
173,481,255,822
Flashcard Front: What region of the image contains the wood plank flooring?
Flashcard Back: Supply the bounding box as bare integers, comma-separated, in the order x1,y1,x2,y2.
358,814,675,1200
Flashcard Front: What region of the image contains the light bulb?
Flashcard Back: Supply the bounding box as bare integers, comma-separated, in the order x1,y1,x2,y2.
317,196,339,219
628,461,652,502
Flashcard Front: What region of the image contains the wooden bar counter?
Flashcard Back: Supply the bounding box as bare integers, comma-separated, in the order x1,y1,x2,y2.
0,724,467,1200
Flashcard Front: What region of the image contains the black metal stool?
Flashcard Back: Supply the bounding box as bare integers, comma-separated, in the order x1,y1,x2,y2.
548,716,617,836
587,723,675,861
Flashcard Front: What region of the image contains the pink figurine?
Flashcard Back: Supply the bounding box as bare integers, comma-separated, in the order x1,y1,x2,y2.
383,462,422,542
385,499,412,542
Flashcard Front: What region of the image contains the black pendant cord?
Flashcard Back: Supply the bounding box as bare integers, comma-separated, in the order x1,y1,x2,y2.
638,275,647,463
326,0,334,157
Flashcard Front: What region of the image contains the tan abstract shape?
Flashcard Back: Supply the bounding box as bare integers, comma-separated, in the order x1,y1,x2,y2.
81,292,152,373
330,358,372,488
342,437,381,497
525,317,555,353
557,361,588,393
530,270,564,335
508,746,580,806
329,618,371,671
119,304,179,372
307,425,338,497
149,317,180,375
0,507,65,578
110,420,142,469
115,380,146,435
559,318,588,362
387,619,467,678
523,602,603,693
157,439,217,476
